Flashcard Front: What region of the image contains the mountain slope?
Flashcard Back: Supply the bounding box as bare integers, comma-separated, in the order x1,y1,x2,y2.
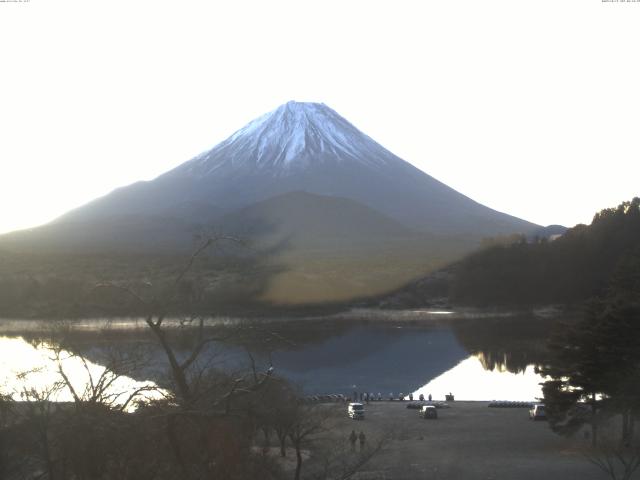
0,214,203,253
211,191,467,304
218,191,422,250
57,101,537,238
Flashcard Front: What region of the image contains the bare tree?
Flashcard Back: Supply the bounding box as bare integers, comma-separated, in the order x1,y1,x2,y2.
50,341,159,413
3,375,65,480
583,427,640,480
91,235,285,478
310,436,387,480
287,404,327,480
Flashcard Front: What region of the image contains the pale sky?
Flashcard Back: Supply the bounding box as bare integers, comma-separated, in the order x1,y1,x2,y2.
1,0,639,235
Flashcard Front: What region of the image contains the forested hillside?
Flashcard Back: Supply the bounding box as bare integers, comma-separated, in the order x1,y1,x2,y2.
450,198,640,306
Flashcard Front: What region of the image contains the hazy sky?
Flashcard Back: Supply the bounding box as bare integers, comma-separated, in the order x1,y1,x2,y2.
1,0,639,234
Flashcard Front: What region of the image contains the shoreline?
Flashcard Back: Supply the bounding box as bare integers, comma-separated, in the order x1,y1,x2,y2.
0,305,575,333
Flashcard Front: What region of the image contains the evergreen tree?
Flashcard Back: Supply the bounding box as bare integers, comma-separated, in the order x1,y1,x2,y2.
540,248,640,446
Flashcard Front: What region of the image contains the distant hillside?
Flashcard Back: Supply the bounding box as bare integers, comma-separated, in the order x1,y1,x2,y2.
449,198,640,306
0,215,204,254
217,191,422,250
0,191,421,255
528,224,567,241
213,192,473,305
377,198,640,309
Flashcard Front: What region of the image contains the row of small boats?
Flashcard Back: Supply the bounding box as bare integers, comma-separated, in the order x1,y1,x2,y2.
488,401,534,408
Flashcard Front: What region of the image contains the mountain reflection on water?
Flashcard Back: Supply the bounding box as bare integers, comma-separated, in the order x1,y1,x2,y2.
0,314,556,402
414,357,544,401
266,326,469,395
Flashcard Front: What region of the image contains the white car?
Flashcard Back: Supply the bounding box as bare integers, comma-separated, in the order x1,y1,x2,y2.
348,402,365,419
529,403,546,420
419,405,438,419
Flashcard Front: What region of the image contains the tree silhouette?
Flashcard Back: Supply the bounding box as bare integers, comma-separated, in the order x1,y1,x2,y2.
451,198,640,306
540,245,640,451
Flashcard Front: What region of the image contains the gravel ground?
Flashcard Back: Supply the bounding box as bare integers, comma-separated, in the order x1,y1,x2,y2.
323,401,603,480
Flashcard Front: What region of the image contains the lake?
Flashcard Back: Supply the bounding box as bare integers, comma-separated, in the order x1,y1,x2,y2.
0,312,555,404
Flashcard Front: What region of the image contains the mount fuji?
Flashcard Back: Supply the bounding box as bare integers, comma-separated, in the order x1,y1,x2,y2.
47,101,535,239
0,102,539,305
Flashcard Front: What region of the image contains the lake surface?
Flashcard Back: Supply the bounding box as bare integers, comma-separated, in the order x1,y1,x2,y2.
0,314,553,403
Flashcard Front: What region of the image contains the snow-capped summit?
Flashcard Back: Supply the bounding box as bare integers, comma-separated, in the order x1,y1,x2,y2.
177,101,394,176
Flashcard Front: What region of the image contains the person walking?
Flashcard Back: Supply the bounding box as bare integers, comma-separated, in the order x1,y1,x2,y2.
358,431,366,450
349,430,357,451
428,393,432,402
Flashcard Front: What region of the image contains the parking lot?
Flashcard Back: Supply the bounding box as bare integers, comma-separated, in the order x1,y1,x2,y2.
323,401,602,480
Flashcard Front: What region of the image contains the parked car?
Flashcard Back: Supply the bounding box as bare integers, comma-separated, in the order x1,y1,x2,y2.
348,402,365,420
529,403,546,420
419,405,438,419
